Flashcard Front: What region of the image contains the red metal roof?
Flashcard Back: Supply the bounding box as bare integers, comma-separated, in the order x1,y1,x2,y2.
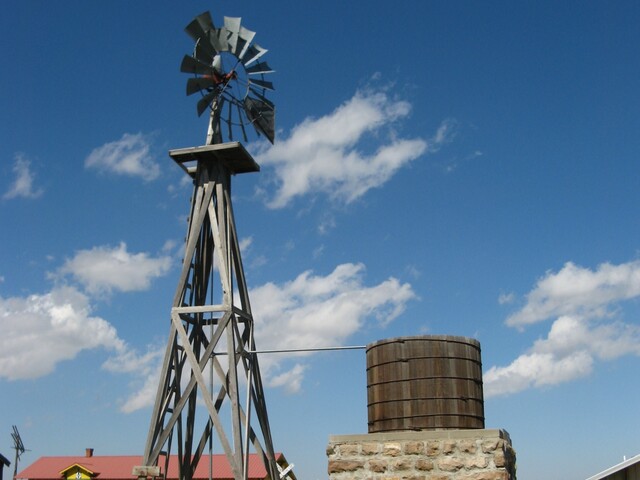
16,453,288,480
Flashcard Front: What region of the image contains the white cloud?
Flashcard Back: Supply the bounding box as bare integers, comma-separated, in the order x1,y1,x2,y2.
484,349,593,397
506,260,640,328
318,213,336,235
254,87,446,208
102,345,162,375
485,260,640,397
3,154,44,200
430,118,457,148
0,243,169,405
239,236,253,253
167,174,192,195
498,292,515,305
0,277,160,384
117,366,162,413
102,345,164,413
0,286,124,380
161,239,179,254
0,261,170,406
117,262,416,408
268,364,307,394
251,262,416,391
58,242,172,295
312,245,325,259
85,133,160,181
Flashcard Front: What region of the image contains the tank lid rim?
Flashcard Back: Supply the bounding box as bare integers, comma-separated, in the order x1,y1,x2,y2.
366,335,481,350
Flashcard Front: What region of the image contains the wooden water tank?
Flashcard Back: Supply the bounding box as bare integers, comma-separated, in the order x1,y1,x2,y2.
366,335,484,432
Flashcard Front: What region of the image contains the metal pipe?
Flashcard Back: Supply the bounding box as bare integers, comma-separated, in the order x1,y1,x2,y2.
251,345,366,354
225,345,368,355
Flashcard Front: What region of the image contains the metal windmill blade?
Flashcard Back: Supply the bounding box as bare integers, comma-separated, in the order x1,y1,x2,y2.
248,78,274,91
186,76,217,96
244,97,275,144
197,90,220,117
180,54,218,76
242,43,268,67
236,26,257,60
245,61,274,75
248,87,275,109
185,11,215,43
180,11,275,145
223,17,242,53
185,12,217,62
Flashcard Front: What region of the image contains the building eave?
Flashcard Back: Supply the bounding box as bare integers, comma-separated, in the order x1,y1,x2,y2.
585,453,640,480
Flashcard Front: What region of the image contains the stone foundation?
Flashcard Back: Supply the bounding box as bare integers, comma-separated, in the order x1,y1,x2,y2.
327,429,516,479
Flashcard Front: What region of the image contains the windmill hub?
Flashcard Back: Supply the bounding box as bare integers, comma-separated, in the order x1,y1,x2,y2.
208,52,246,94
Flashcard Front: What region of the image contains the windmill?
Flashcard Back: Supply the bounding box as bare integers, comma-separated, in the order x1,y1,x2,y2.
135,10,282,480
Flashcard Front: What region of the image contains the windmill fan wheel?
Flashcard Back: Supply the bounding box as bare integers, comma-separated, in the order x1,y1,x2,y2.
180,11,275,145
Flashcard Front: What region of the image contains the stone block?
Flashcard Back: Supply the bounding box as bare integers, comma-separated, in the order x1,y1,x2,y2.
390,458,413,471
415,459,434,471
438,456,465,472
368,459,388,473
383,442,403,457
327,460,365,473
443,439,457,455
361,442,381,455
404,441,425,455
465,456,489,469
481,438,501,453
426,440,441,457
461,471,509,480
459,439,478,454
338,443,360,456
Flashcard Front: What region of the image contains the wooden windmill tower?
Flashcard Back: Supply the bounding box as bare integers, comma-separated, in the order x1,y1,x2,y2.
135,11,279,480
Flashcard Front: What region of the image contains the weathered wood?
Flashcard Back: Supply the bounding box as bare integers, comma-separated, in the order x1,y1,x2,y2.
132,465,161,478
366,335,485,432
141,143,278,480
169,143,260,175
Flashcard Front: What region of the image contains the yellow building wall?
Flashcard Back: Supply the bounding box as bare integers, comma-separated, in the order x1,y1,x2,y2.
61,465,93,480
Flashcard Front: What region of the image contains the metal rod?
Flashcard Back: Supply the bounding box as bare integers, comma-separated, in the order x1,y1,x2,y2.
240,345,367,355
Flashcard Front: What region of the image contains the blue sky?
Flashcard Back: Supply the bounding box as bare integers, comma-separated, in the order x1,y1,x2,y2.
2,1,640,479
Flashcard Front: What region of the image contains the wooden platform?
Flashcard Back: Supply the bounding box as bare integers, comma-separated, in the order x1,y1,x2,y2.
169,142,260,177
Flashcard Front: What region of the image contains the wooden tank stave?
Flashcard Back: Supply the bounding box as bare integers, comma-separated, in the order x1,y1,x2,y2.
366,335,485,432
